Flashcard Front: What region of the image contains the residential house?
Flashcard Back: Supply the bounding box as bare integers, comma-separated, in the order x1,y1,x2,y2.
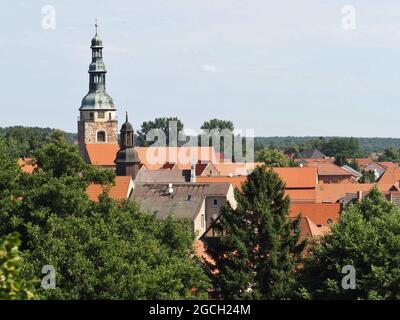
341,165,362,181
300,159,356,184
130,182,237,239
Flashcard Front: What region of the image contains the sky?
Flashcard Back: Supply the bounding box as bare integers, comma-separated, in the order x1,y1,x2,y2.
2,0,400,137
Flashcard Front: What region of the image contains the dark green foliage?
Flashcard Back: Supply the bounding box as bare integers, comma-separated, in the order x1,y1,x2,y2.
206,166,303,299
377,146,400,162
359,170,376,183
23,200,210,300
255,136,400,155
255,148,298,167
0,131,210,300
320,137,360,158
137,117,184,146
201,119,234,132
298,188,400,300
0,126,76,158
334,154,347,167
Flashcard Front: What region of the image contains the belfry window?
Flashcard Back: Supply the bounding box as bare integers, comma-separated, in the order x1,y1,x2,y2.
97,131,106,142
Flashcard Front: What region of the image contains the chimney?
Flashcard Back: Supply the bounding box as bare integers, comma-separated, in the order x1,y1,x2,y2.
357,190,363,202
190,163,196,182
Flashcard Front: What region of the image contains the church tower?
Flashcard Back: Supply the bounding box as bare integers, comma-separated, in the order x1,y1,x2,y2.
78,21,118,158
115,112,141,179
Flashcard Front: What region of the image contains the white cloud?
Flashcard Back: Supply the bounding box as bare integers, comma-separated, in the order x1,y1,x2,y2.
201,64,219,73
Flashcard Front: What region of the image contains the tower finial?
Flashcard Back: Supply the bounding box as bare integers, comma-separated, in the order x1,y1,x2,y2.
125,110,128,122
95,18,98,34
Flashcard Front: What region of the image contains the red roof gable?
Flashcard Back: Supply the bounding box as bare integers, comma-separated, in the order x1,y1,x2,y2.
86,176,133,202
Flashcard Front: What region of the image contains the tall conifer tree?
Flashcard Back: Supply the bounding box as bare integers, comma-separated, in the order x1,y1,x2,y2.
206,166,304,299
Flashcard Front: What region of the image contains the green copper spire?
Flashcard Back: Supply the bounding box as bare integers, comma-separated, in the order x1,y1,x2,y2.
80,20,115,111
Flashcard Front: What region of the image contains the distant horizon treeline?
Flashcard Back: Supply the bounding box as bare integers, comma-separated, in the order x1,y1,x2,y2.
255,136,400,154
2,125,400,156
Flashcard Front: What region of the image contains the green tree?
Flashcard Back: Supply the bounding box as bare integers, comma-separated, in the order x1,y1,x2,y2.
0,232,36,300
298,188,400,300
206,166,304,299
359,170,376,183
201,119,234,132
378,146,400,162
255,148,297,167
137,117,184,147
23,199,210,300
334,154,347,167
321,137,360,158
0,126,76,158
1,131,210,299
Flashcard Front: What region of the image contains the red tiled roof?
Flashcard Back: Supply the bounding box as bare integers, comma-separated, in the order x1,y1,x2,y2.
378,167,400,185
196,176,247,190
85,143,119,166
355,158,373,168
273,167,318,188
86,176,133,202
297,217,327,241
85,144,218,169
315,183,393,203
286,189,317,203
196,167,318,191
290,203,341,226
303,159,352,176
194,240,217,274
213,162,264,176
17,158,36,174
376,162,398,169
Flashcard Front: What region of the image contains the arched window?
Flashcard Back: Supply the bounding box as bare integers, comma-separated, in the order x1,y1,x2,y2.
97,131,106,142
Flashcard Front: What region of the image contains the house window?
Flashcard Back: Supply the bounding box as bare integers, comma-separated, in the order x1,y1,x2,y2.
97,131,106,142
89,112,94,120
201,214,205,228
186,195,192,201
212,199,218,207
98,111,105,119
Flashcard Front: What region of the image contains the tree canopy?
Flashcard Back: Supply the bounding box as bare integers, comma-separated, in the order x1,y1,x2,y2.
298,188,400,300
206,166,303,299
0,131,210,300
201,119,234,132
255,148,297,167
136,117,184,147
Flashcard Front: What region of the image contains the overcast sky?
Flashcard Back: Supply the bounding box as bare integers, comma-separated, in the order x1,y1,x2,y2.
2,0,400,137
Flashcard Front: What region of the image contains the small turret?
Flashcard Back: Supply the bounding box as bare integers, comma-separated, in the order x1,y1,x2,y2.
114,112,141,179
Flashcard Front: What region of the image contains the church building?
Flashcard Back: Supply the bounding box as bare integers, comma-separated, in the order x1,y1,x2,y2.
78,22,118,160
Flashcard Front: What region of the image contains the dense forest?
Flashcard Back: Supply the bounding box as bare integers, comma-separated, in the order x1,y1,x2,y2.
255,136,400,154
0,126,77,158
